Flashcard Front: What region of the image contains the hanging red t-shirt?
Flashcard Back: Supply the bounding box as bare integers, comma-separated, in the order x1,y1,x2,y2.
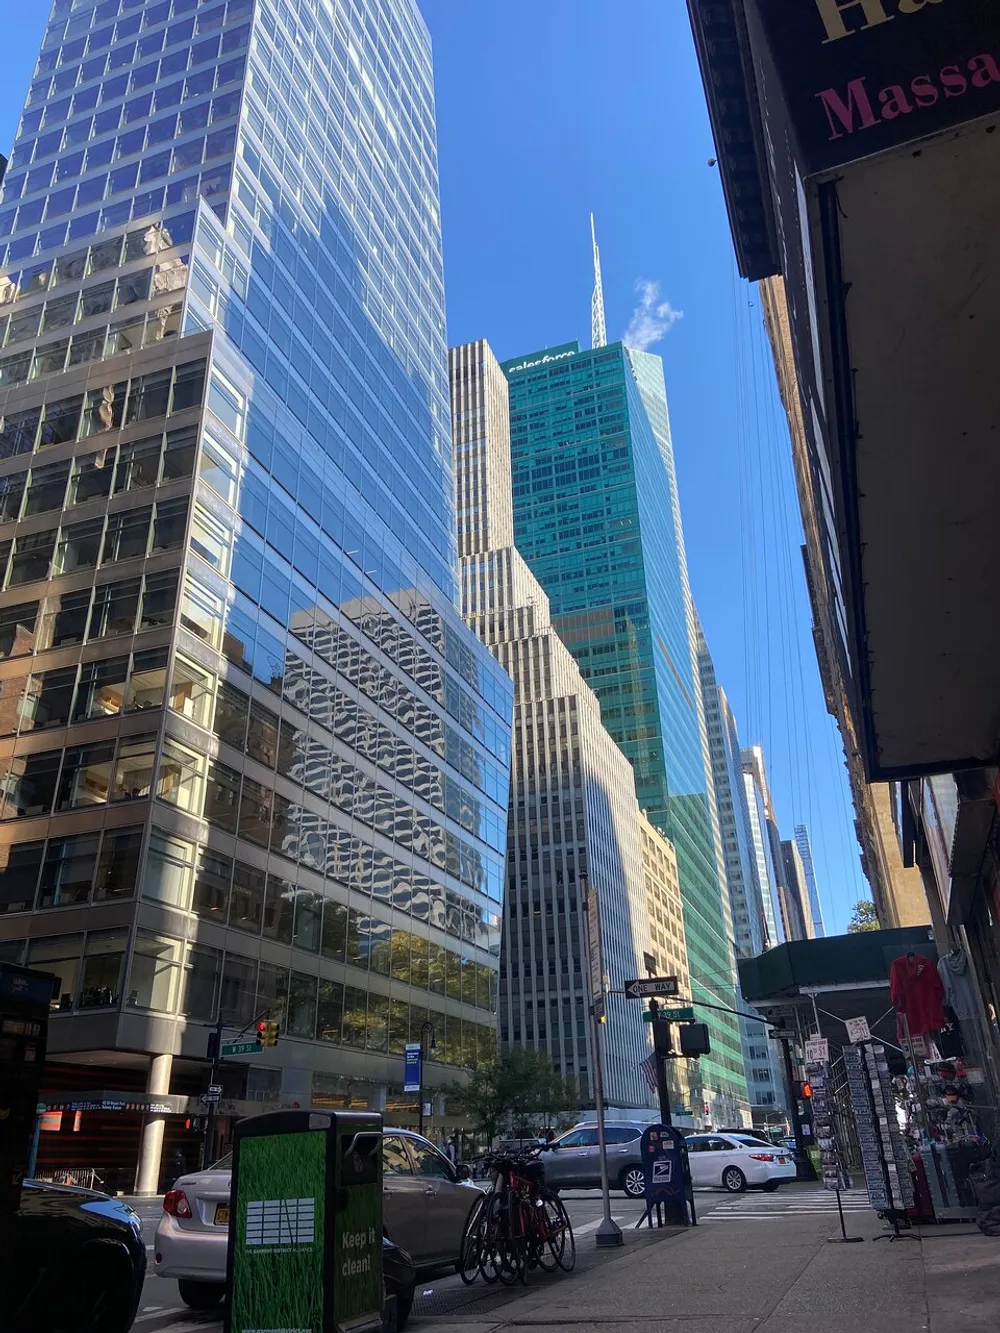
890,954,946,1037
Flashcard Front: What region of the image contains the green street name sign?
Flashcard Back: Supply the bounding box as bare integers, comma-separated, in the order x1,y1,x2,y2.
221,1040,259,1057
643,1007,695,1023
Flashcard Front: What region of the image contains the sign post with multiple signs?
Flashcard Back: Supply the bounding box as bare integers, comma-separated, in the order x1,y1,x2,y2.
583,888,621,1248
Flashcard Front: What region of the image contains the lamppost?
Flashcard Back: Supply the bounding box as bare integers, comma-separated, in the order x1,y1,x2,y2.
417,1021,436,1137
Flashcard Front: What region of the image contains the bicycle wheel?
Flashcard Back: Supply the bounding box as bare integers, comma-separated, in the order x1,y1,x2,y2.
535,1198,562,1272
546,1194,576,1272
479,1192,507,1285
497,1194,526,1286
458,1193,488,1285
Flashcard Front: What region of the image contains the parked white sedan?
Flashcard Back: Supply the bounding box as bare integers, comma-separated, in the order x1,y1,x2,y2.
685,1133,797,1193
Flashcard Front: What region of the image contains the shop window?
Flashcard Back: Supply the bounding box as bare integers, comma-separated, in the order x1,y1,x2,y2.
0,840,44,913
111,733,157,802
183,942,221,1021
127,647,168,712
156,737,202,812
192,848,231,923
73,656,128,722
78,929,127,1009
3,750,62,818
94,825,142,901
57,741,114,809
27,934,83,1011
36,833,99,909
141,829,195,911
127,932,181,1013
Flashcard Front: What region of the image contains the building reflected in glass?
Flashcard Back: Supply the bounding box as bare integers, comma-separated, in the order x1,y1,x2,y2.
0,0,512,1190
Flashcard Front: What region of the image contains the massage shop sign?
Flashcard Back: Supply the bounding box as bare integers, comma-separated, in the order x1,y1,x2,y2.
748,0,1000,174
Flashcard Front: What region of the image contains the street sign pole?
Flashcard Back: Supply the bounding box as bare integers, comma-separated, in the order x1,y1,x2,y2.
584,886,621,1249
202,1013,224,1170
647,1000,673,1128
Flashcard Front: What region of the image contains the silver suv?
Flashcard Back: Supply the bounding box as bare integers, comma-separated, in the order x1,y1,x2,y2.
539,1121,648,1197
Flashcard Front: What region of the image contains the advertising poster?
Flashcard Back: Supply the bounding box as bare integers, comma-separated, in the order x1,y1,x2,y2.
230,1129,326,1333
333,1134,383,1327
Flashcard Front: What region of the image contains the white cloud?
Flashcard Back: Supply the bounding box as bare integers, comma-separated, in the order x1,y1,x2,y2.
622,279,683,351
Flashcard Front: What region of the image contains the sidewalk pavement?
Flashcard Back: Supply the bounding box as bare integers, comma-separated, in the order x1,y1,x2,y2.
413,1185,1000,1333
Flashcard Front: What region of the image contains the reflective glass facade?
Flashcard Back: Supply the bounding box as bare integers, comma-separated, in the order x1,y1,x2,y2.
0,0,512,1178
503,340,748,1116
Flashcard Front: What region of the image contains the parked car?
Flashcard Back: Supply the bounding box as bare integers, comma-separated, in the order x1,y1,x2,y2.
539,1121,649,1197
154,1128,482,1316
685,1133,797,1192
10,1179,146,1333
496,1137,547,1157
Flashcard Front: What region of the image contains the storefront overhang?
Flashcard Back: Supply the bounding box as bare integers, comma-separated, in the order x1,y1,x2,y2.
689,1,1000,780
738,927,938,1061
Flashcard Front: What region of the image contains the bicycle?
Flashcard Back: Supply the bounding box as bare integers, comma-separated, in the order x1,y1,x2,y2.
458,1150,575,1286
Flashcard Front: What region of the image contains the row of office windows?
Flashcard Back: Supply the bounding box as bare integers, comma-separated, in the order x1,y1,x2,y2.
0,358,206,456
0,424,197,523
0,929,495,1066
0,496,188,591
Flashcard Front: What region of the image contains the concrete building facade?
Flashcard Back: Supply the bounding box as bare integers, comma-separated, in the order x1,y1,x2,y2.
452,339,655,1112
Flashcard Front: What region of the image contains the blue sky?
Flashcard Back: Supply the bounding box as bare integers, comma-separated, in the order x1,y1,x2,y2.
0,2,868,932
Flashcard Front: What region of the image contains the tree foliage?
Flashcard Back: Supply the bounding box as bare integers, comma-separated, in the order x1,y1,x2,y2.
847,899,880,933
446,1048,579,1144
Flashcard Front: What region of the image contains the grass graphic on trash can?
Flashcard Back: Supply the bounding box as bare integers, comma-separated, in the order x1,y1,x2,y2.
231,1131,325,1333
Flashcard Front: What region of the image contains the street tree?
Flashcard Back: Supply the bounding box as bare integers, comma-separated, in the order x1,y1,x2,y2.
847,899,880,933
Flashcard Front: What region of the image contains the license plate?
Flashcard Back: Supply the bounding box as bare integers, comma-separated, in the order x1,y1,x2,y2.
778,1157,788,1164
215,1204,230,1225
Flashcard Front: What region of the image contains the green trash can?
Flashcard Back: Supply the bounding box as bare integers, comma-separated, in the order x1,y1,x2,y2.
225,1109,383,1333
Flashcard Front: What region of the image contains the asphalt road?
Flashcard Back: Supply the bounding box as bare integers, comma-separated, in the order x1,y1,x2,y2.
127,1188,742,1333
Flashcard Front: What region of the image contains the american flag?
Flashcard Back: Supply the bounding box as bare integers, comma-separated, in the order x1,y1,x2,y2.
639,1051,658,1092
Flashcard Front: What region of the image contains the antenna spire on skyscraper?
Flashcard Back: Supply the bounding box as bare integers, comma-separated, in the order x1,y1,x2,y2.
590,212,607,349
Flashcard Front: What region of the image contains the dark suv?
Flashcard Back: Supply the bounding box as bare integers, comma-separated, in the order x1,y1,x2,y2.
539,1121,648,1197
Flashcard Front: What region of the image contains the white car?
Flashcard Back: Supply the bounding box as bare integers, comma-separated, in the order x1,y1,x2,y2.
685,1133,797,1193
154,1129,481,1311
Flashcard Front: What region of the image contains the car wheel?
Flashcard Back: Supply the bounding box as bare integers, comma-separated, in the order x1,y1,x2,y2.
178,1279,226,1310
722,1166,747,1193
67,1244,137,1333
760,1181,780,1193
620,1166,645,1198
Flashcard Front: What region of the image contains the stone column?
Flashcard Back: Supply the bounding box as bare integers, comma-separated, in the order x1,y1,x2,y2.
134,1052,173,1196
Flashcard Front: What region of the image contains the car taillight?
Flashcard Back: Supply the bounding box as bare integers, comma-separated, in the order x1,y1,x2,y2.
748,1153,775,1162
163,1189,193,1218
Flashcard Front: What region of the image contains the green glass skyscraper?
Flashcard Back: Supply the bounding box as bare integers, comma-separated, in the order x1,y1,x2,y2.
502,339,748,1122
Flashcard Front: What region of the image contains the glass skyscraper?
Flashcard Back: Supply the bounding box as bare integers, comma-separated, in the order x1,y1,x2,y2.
503,339,748,1122
0,0,512,1192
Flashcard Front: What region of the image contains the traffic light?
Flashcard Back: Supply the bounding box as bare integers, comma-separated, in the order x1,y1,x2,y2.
256,1019,280,1048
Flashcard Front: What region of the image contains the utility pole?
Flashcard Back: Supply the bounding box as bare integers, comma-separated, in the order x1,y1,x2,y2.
776,1030,817,1182
647,999,673,1127
202,1013,224,1170
584,886,622,1248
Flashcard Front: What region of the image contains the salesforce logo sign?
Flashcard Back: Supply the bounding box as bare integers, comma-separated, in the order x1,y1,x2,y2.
507,350,576,373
